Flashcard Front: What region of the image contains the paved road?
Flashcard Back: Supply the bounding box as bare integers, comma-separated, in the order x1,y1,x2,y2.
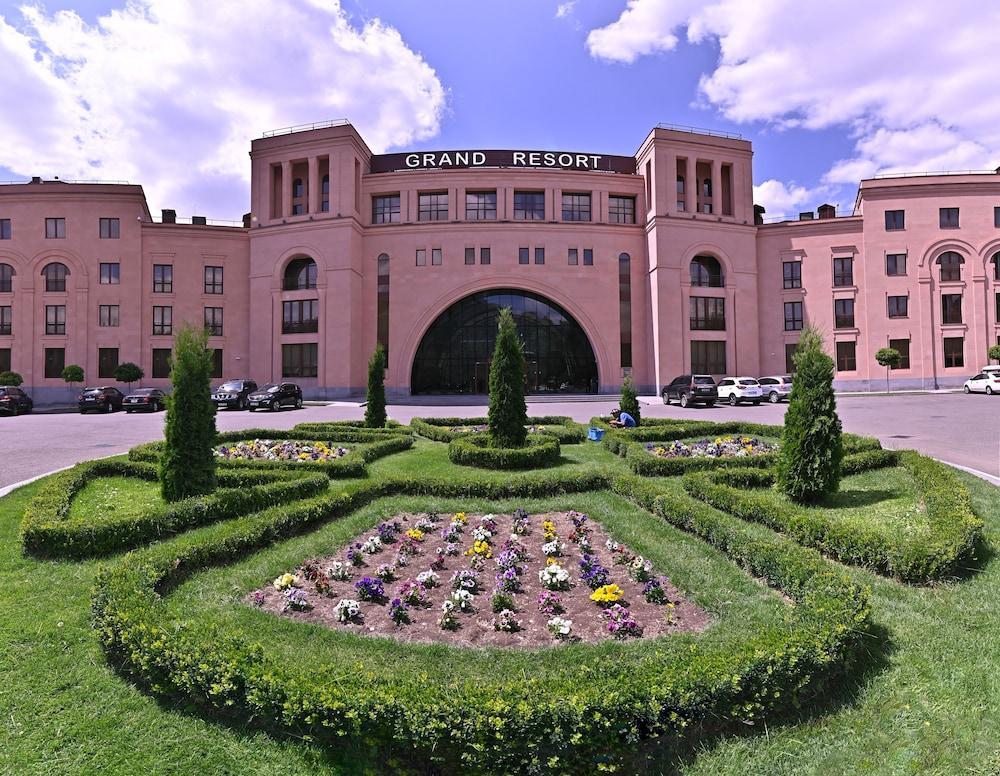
1,393,997,490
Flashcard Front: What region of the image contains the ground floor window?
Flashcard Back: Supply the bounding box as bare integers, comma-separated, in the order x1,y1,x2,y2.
0,347,10,373
690,340,726,375
98,347,119,379
44,347,65,378
835,341,856,372
888,338,910,370
943,337,964,368
282,343,318,378
0,305,10,335
211,349,223,378
784,342,797,374
152,348,171,378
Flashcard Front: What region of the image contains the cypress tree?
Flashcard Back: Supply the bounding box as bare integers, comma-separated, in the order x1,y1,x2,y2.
619,374,640,424
364,343,387,428
488,307,528,448
160,324,217,502
777,327,843,503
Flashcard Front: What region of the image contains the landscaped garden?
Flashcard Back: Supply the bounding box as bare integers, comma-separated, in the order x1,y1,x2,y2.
1,323,997,774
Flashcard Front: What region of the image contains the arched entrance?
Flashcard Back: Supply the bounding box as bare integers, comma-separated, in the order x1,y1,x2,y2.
410,288,599,394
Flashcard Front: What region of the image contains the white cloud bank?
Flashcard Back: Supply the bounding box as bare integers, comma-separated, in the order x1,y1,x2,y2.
588,0,1000,215
0,0,446,218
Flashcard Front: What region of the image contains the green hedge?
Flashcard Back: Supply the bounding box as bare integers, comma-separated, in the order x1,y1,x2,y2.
21,461,329,558
681,450,981,582
292,421,408,439
92,469,870,772
412,415,584,443
447,432,561,469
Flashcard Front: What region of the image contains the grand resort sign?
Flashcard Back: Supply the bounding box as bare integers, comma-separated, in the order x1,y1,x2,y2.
370,149,637,175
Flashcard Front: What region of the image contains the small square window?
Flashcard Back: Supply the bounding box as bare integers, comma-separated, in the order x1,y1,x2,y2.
534,247,545,265
204,266,224,294
99,217,120,239
372,194,401,224
887,295,908,318
99,304,119,327
465,247,475,265
100,263,120,285
939,207,960,228
480,247,490,265
45,218,66,239
583,249,593,266
431,248,442,266
608,195,636,224
568,248,578,266
415,249,426,267
465,191,497,220
518,247,529,265
886,253,906,276
885,210,905,230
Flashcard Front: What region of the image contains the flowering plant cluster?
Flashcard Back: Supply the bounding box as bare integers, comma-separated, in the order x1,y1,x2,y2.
541,520,557,542
579,554,610,590
396,579,428,607
645,435,776,459
495,566,521,593
377,521,402,543
346,544,364,567
602,604,642,639
376,563,396,582
361,535,382,554
389,598,410,625
438,600,459,630
511,507,530,536
334,598,362,623
251,589,265,606
214,439,349,462
466,539,493,560
491,592,516,613
567,511,594,552
492,608,521,632
416,570,439,588
539,563,571,591
541,539,564,557
537,591,563,615
547,616,573,640
590,583,624,605
414,516,437,532
354,576,385,602
326,561,349,580
272,572,298,591
643,577,667,604
451,589,475,612
405,528,425,542
451,569,480,593
282,587,311,612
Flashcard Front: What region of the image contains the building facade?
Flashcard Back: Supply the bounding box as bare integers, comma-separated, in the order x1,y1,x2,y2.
1,121,999,404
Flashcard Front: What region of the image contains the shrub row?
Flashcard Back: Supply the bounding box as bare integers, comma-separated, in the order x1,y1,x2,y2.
92,469,870,772
411,415,584,443
292,421,408,439
681,449,981,581
21,461,329,558
447,432,561,469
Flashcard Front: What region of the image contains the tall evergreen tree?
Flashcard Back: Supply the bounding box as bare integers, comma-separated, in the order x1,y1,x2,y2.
488,307,528,448
619,374,640,424
160,324,217,502
364,343,387,428
777,327,843,503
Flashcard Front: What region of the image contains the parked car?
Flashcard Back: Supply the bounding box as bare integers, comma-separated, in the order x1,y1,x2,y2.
757,375,794,403
247,382,303,411
661,374,718,408
211,378,258,410
716,377,763,406
0,385,33,415
124,387,166,412
963,372,1000,395
78,386,125,413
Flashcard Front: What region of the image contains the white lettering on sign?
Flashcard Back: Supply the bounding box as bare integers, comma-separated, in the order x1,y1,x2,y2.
405,153,421,168
512,152,526,165
393,151,609,170
472,151,486,165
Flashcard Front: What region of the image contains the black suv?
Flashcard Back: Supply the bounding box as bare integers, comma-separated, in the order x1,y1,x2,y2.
0,385,33,415
661,374,718,408
211,379,258,410
247,382,303,412
78,386,125,413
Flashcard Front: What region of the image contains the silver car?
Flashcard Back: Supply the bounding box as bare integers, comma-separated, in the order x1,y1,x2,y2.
757,375,794,403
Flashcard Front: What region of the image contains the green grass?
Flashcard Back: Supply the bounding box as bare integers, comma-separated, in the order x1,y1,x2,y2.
66,476,165,525
803,465,926,537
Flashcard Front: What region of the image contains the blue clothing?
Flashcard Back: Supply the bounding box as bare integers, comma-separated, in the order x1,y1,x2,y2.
619,412,636,428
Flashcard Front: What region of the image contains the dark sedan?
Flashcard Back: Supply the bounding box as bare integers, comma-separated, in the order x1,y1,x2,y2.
124,388,166,413
0,385,33,415
211,379,258,410
661,374,718,408
78,386,125,413
247,382,303,411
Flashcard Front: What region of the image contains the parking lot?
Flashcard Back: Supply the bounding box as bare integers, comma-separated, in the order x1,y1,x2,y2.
1,392,997,491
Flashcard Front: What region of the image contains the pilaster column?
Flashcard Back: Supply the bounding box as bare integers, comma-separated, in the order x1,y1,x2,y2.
711,160,723,217
307,156,320,214
663,152,676,215
684,156,696,214
281,160,292,218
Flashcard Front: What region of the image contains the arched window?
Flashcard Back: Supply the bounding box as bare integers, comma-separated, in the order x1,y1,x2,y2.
41,262,69,292
937,251,964,282
283,257,317,290
690,255,724,287
0,263,13,293
991,251,1000,282
377,253,390,359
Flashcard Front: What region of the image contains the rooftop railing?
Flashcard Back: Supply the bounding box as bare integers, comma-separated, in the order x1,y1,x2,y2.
655,123,744,140
149,216,246,227
0,178,131,185
261,119,350,138
871,169,1000,179
759,209,859,225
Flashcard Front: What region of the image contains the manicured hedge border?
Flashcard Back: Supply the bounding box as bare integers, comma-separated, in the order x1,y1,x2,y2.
447,432,561,469
21,460,329,558
412,415,585,443
292,421,409,439
92,468,870,772
682,450,982,582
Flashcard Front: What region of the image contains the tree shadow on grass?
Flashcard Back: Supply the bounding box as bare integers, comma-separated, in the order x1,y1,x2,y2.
817,488,900,510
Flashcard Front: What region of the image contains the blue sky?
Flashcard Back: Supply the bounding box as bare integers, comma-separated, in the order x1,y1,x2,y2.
0,0,997,220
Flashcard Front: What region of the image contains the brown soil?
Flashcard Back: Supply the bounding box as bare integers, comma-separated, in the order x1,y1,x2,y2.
247,510,711,648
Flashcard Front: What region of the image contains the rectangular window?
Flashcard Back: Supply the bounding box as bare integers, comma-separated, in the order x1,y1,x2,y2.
282,299,319,334
98,347,119,379
833,257,854,287
619,253,632,368
372,194,401,224
690,340,726,374
99,304,119,327
0,263,9,292
0,219,10,239
888,338,910,370
583,248,593,266
418,191,448,221
836,341,857,371
886,253,906,276
0,347,9,373
152,348,171,378
204,306,223,336
561,193,592,222
99,217,120,239
568,248,578,266
784,301,804,331
534,247,545,265
0,305,10,335
782,261,802,289
996,292,1000,322
513,191,545,220
995,206,1000,228
519,247,529,265
152,305,172,335
941,294,963,324
943,337,964,368
204,266,224,294
465,247,475,265
608,195,636,224
465,191,497,220
45,218,66,239
45,304,66,335
690,297,726,330
211,348,223,378
785,343,798,374
153,264,173,293
282,343,318,377
939,207,960,228
431,248,442,266
377,253,389,359
99,262,120,284
480,247,490,265
887,295,908,318
834,298,855,328
44,347,65,378
415,249,426,267
885,210,905,230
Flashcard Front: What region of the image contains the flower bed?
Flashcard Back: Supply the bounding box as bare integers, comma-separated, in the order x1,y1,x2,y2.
247,509,709,647
646,435,777,459
214,439,349,462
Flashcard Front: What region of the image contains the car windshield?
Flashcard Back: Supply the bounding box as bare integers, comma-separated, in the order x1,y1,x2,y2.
694,376,715,385
82,389,103,396
738,379,759,386
132,388,155,395
258,384,279,393
218,382,243,391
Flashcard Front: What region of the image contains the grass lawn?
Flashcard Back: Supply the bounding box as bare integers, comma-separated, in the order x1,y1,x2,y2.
1,434,997,774
66,476,165,526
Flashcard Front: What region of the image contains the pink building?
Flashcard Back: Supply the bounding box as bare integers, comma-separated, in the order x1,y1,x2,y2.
1,121,998,404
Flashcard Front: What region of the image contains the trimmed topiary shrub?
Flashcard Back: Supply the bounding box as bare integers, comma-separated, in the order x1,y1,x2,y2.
874,347,901,393
777,327,843,503
988,343,1000,364
411,416,585,443
0,370,23,386
487,307,527,448
363,343,387,428
160,324,217,502
619,374,641,424
448,432,560,469
61,364,84,392
114,362,144,390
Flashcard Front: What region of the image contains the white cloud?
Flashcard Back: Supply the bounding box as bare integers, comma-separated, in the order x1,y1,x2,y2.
586,0,701,63
0,1,446,218
752,179,835,221
555,2,576,19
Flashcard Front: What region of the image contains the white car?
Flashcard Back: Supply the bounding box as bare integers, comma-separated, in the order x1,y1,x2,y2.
757,375,794,403
964,372,1000,395
716,376,763,405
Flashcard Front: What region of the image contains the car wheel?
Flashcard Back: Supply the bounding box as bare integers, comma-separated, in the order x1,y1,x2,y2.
680,393,689,408
988,386,994,396
296,397,303,409
239,396,248,410
270,400,279,412
105,403,113,413
964,385,971,393
705,400,716,407
769,391,779,403
728,394,737,406
662,392,670,405
753,400,760,406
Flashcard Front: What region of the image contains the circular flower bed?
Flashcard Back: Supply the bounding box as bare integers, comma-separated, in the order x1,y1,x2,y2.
448,432,560,469
248,509,708,647
214,439,349,462
646,435,776,459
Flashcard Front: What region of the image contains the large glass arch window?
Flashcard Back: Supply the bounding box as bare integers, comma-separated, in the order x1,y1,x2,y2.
283,257,317,290
41,262,69,292
690,255,724,287
411,289,598,394
937,251,964,282
0,263,13,293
